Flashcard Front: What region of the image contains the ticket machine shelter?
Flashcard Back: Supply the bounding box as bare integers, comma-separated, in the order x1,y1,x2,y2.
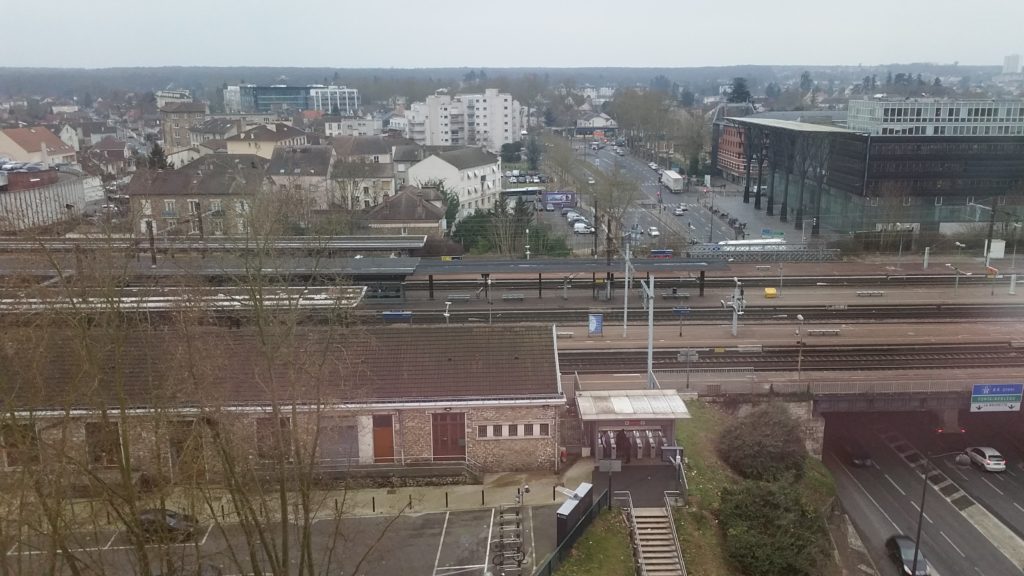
575,389,690,464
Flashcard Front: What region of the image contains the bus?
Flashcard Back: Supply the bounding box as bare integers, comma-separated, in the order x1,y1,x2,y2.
540,191,578,209
503,186,545,199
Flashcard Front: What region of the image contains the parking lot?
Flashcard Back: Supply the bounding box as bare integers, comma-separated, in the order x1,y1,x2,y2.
6,505,559,576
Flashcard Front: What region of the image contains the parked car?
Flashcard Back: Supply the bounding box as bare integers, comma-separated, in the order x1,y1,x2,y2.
965,446,1006,472
587,177,596,185
573,222,595,234
504,171,513,178
545,203,555,212
135,509,198,543
560,207,576,216
885,535,930,575
648,227,661,237
648,162,659,170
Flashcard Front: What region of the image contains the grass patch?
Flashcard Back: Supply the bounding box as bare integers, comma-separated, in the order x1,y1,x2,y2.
554,509,634,576
674,400,839,576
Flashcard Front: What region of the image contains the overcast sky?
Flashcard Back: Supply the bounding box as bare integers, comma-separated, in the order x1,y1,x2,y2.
11,0,1022,68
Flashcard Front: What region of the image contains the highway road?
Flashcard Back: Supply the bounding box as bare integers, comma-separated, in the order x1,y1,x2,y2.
827,413,1024,576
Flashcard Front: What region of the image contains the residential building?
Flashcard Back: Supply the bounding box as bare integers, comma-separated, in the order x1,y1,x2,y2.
73,121,117,148
325,115,383,137
189,118,242,147
406,89,523,153
48,124,79,151
223,85,361,114
331,135,400,164
85,137,135,178
387,112,409,135
846,98,1024,136
407,148,501,219
1005,54,1021,75
365,185,446,237
126,154,268,236
155,90,192,109
575,112,618,135
0,126,77,165
267,145,338,210
709,102,756,179
0,166,87,232
208,112,294,130
160,101,209,152
225,123,308,159
0,325,564,484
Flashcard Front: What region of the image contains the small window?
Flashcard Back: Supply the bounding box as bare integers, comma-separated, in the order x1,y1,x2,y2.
2,423,39,468
523,423,535,437
492,425,503,437
508,425,518,437
255,417,292,461
539,423,550,436
86,422,122,467
478,425,488,438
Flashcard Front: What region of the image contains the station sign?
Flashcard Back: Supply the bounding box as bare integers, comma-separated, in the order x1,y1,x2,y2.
971,383,1023,412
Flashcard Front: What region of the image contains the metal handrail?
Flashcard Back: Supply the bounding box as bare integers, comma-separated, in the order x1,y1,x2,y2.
612,490,648,576
663,491,688,576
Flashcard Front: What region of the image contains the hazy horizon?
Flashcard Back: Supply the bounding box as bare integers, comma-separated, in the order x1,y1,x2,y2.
9,0,1021,69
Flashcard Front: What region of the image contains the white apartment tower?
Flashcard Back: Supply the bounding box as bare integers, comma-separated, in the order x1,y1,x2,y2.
309,86,360,115
1004,54,1021,75
406,89,523,152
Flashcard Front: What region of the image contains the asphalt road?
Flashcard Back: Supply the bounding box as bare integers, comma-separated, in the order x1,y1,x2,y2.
827,413,1024,576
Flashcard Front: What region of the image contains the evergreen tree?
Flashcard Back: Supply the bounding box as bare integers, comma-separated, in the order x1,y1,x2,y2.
727,77,751,103
148,143,169,170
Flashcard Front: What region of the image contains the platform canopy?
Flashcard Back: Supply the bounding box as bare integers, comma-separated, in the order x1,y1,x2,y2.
575,389,690,421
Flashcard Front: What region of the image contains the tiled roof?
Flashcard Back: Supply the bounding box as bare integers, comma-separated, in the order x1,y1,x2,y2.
366,186,445,222
268,145,334,178
1,126,76,155
160,101,208,114
226,123,305,143
434,147,498,170
332,135,391,157
199,139,227,152
125,154,267,197
76,121,116,137
331,161,394,179
92,136,126,151
189,118,237,134
0,325,560,410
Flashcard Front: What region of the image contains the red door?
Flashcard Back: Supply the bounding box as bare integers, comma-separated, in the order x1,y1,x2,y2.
431,413,466,461
372,415,394,463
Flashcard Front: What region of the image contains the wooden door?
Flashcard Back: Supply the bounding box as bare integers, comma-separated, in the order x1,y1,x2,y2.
431,412,466,461
372,415,394,463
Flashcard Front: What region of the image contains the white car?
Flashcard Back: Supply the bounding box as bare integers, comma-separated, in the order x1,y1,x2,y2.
965,447,1006,472
648,226,661,237
673,206,688,216
587,177,596,185
648,162,658,170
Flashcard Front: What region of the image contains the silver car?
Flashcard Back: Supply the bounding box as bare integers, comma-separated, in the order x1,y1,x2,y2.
965,447,1006,472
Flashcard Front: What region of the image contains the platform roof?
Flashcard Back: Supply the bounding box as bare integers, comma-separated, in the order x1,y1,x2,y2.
727,117,863,134
415,258,723,276
575,389,690,421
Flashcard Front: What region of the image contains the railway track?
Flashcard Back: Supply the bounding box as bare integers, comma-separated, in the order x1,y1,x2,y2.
558,343,1024,373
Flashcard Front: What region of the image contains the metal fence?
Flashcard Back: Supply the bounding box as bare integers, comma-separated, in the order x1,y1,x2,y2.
532,488,610,576
655,372,977,397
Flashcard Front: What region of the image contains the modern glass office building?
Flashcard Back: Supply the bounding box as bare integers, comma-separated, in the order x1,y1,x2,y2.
847,98,1024,137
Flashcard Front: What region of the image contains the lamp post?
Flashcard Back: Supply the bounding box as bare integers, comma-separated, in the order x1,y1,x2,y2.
1012,221,1021,273
896,223,905,269
946,264,971,297
796,314,805,379
778,263,785,297
954,241,966,259
443,301,452,325
525,228,531,260
722,277,745,337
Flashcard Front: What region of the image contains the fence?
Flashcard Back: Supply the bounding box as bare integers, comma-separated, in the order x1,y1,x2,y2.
532,488,610,576
657,372,976,397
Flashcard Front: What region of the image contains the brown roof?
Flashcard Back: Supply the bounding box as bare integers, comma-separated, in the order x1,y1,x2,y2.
366,186,445,222
160,101,208,114
126,154,267,197
0,325,560,411
332,135,412,158
268,145,334,178
226,123,306,143
92,136,126,151
1,126,76,155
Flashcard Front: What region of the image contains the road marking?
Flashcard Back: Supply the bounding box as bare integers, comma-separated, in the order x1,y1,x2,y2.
941,530,966,557
103,531,118,549
432,511,450,576
6,542,18,556
482,508,495,572
830,454,900,531
199,523,213,546
1015,502,1024,514
909,501,933,524
982,477,1005,495
436,566,486,575
955,468,969,481
884,474,907,495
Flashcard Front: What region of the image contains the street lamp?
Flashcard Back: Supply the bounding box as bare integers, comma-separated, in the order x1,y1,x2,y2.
796,314,805,379
895,223,905,269
954,241,966,259
525,228,531,260
443,301,452,325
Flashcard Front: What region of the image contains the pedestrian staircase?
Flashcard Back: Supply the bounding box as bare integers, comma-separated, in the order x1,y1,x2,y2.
632,507,686,576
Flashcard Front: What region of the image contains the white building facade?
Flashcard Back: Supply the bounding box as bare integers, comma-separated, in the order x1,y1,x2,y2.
847,98,1024,136
325,116,383,137
309,86,360,115
407,149,501,220
406,89,523,153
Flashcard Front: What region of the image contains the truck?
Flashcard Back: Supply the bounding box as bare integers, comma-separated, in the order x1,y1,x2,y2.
661,170,684,193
